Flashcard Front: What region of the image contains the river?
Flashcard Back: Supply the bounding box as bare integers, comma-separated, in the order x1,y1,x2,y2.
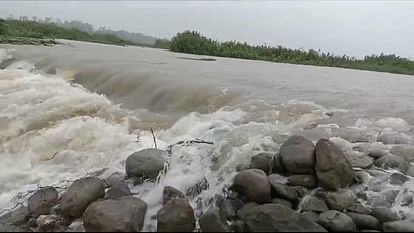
1,41,413,230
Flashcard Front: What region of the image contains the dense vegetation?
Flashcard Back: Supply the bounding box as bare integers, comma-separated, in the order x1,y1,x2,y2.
0,19,134,46
170,31,414,75
0,17,170,48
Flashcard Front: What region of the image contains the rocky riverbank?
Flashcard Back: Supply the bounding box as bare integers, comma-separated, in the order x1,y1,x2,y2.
0,37,58,46
1,135,413,232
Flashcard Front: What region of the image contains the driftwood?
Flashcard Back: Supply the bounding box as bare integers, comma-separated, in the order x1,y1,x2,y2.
150,128,158,149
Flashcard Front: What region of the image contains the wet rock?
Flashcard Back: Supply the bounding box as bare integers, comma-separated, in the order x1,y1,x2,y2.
226,191,239,200
279,135,315,174
249,152,274,174
297,215,328,232
232,169,271,203
272,154,288,174
347,154,374,169
27,218,38,228
346,212,381,230
318,210,356,232
163,186,185,205
236,202,258,219
347,204,372,215
28,187,59,218
230,220,244,232
125,148,165,180
0,223,30,232
368,142,388,159
271,198,292,208
391,146,414,162
157,199,195,232
104,179,132,200
407,166,414,177
37,215,70,232
317,189,356,211
378,132,410,145
219,199,241,220
60,177,105,218
287,174,317,189
390,173,409,185
0,206,30,226
374,155,410,174
301,211,320,222
199,207,230,232
315,139,355,191
243,204,326,232
82,197,147,232
383,190,399,204
371,207,400,223
383,221,414,232
291,186,307,198
269,175,299,202
300,195,328,213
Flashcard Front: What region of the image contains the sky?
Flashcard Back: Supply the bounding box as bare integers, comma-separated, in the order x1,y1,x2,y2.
1,1,413,58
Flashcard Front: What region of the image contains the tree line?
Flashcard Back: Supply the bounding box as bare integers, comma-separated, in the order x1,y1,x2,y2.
0,16,170,48
170,31,414,75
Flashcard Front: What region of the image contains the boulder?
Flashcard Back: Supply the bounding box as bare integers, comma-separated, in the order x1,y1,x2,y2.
272,154,288,174
347,204,372,215
374,155,410,174
368,142,388,159
199,207,230,232
390,173,409,185
104,180,132,200
163,186,185,205
383,221,414,232
315,139,355,191
279,135,315,174
28,187,59,217
232,169,271,203
37,215,71,232
269,175,299,202
82,197,147,232
243,204,326,232
407,166,414,177
236,202,258,219
0,206,30,226
371,207,399,223
346,212,381,230
300,195,328,213
157,199,195,232
219,199,242,220
125,148,166,180
318,210,356,232
230,220,244,232
271,198,292,208
0,223,30,232
346,154,374,169
60,177,105,218
301,211,320,222
249,152,273,174
391,146,414,162
317,189,356,211
287,175,317,189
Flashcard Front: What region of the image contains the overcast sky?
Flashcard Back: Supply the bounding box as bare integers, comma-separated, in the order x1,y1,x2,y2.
1,1,413,58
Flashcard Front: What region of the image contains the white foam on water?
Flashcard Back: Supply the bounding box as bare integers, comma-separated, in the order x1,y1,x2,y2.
0,48,13,64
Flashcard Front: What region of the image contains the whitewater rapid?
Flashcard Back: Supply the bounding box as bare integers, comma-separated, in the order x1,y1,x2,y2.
1,45,413,229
